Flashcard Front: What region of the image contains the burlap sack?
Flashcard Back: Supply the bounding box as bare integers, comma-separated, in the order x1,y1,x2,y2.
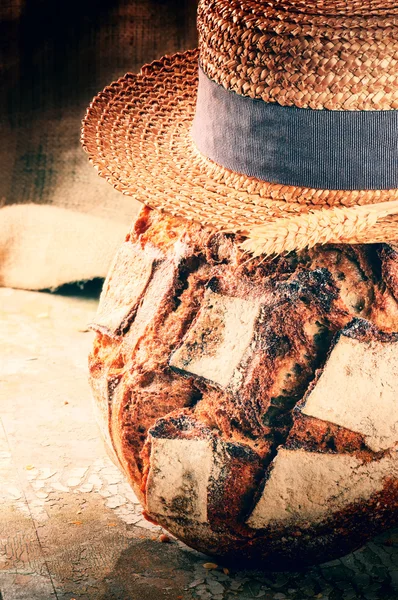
0,0,198,290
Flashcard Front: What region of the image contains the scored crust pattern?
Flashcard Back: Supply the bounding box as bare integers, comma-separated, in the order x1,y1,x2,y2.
89,207,398,567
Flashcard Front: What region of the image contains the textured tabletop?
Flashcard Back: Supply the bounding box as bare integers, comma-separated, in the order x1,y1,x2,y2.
0,287,397,600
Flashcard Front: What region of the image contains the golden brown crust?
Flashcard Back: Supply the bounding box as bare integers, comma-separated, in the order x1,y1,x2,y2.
89,208,398,564
380,244,398,302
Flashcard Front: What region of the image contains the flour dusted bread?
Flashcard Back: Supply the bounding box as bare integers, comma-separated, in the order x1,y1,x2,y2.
89,207,398,567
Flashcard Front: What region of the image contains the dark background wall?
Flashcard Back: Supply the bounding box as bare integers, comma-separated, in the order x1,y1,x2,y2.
0,0,198,209
0,0,198,289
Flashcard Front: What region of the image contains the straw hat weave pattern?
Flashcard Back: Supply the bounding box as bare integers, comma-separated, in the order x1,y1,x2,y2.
82,0,398,256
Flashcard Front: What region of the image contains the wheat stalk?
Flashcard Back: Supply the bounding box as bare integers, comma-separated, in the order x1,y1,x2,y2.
240,200,398,257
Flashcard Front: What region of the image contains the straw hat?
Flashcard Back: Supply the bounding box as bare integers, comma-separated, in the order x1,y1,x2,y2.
81,0,398,256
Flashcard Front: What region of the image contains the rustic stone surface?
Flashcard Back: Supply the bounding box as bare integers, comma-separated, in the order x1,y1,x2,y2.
1,287,398,599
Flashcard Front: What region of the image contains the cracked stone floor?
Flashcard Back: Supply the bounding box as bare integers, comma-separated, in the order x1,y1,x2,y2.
1,287,397,600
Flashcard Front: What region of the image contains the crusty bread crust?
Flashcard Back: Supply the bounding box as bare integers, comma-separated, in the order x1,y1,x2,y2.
89,207,398,566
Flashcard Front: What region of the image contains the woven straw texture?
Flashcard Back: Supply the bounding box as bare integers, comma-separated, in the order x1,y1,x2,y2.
198,1,398,111
82,48,398,254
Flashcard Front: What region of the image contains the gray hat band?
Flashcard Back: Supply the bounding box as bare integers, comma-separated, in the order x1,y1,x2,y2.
191,67,398,191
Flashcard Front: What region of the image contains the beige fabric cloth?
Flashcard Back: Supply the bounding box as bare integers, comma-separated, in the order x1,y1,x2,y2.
0,0,198,289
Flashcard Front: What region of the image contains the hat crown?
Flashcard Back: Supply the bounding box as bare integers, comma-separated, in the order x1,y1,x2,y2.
218,1,398,16
198,0,398,110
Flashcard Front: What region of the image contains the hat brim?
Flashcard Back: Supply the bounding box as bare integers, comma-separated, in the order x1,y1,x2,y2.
81,50,398,247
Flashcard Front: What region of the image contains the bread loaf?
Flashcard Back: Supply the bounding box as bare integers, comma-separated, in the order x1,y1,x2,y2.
89,207,398,567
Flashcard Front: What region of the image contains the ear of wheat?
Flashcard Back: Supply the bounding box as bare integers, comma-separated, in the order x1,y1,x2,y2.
240,200,398,257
